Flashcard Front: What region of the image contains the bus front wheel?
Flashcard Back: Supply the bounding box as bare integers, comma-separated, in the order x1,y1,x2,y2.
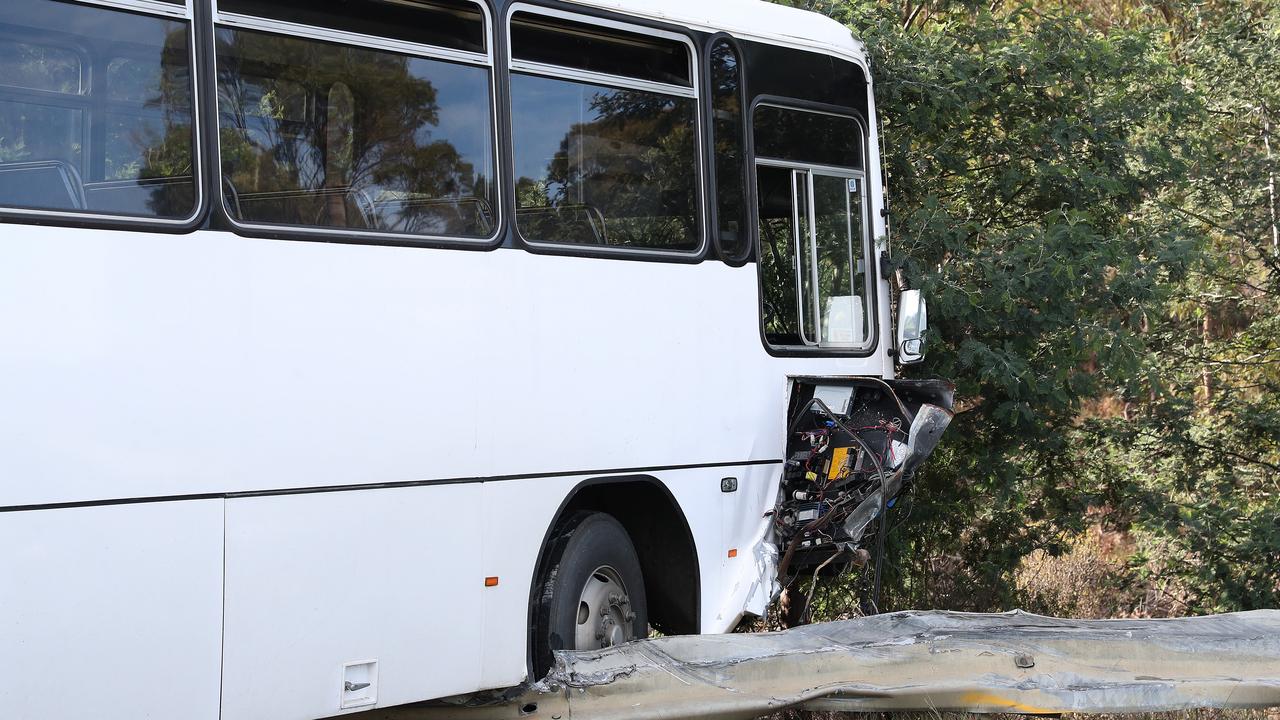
532,511,648,677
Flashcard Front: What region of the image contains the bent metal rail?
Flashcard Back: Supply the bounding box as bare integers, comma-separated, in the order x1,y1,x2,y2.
385,610,1280,720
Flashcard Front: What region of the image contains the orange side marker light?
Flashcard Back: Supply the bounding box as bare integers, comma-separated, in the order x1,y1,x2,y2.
484,576,500,587
727,549,738,558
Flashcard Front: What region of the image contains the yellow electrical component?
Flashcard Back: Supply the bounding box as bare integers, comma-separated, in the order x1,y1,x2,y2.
828,447,854,481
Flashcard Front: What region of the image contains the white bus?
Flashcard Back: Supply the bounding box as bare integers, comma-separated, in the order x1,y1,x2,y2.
0,0,951,718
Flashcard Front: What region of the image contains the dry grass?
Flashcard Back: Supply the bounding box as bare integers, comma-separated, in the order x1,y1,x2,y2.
1013,520,1199,619
1015,524,1137,618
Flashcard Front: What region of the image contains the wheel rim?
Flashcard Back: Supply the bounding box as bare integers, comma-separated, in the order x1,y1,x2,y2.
574,565,637,651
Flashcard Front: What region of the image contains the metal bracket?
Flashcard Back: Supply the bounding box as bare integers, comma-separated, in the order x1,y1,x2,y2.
878,250,894,280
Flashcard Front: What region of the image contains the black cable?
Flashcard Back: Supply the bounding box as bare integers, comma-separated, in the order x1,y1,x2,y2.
872,484,888,612
888,485,916,535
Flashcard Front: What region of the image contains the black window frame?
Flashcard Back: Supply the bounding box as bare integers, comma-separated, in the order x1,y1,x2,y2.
703,32,753,267
0,0,207,233
503,2,708,263
207,0,506,249
749,94,880,359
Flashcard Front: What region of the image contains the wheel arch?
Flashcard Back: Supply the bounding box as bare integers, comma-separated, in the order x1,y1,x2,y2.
526,474,701,676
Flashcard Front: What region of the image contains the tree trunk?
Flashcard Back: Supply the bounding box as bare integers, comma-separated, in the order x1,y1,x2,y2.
778,587,807,628
1264,117,1278,252
1201,311,1215,403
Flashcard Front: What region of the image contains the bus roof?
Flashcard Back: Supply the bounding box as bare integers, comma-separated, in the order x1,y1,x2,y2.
558,0,869,68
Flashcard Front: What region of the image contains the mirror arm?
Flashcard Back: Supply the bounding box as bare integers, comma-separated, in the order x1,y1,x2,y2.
881,249,900,361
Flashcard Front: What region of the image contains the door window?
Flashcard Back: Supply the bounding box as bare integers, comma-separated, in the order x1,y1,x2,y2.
758,165,869,350
809,173,866,346
754,103,871,352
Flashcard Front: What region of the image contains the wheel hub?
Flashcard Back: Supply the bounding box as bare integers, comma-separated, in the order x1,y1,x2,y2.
574,566,637,651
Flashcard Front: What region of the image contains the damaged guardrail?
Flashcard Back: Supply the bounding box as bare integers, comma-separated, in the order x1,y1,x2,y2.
373,609,1280,720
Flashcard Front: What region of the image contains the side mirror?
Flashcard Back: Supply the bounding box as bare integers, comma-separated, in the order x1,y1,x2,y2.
896,289,927,365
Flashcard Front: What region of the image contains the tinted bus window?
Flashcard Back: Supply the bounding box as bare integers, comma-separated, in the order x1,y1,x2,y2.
218,0,486,56
741,42,868,115
510,14,699,253
0,0,196,219
754,105,863,169
510,13,690,87
511,74,699,251
709,39,748,260
215,27,497,239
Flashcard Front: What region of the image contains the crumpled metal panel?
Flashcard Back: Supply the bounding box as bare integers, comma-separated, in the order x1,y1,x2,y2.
365,609,1280,720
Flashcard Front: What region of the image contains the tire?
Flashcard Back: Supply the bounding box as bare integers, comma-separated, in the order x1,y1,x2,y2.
531,511,648,678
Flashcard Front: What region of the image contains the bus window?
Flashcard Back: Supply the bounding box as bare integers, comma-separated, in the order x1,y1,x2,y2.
510,13,690,87
709,39,749,261
509,12,701,253
218,0,487,56
754,104,863,170
757,165,802,344
759,166,869,349
215,3,497,240
810,173,866,346
755,105,870,351
0,0,196,220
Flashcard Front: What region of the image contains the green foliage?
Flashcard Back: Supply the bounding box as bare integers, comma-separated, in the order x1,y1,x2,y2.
779,0,1279,614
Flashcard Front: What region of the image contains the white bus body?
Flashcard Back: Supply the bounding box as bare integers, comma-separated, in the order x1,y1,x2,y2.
0,1,946,719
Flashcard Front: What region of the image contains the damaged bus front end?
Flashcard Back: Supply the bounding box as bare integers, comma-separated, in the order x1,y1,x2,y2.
774,376,954,604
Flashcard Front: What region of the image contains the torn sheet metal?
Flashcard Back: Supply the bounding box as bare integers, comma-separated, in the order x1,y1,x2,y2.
380,609,1280,720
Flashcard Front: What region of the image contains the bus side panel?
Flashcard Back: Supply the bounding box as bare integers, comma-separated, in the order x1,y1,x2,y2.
0,227,874,505
221,485,485,720
653,465,781,634
0,501,223,720
478,476,580,689
713,463,783,627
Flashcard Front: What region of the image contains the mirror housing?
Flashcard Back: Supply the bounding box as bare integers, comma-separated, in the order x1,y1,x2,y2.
896,289,928,365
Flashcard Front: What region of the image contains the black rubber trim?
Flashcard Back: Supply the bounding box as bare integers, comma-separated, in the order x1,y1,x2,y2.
702,32,754,267
0,458,783,513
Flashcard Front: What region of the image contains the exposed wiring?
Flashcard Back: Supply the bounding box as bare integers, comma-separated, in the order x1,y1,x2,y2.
777,395,893,613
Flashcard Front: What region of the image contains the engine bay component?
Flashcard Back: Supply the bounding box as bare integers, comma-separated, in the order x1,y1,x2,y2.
774,378,954,592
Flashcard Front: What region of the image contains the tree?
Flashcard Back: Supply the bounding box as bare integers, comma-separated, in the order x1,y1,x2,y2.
776,0,1280,615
